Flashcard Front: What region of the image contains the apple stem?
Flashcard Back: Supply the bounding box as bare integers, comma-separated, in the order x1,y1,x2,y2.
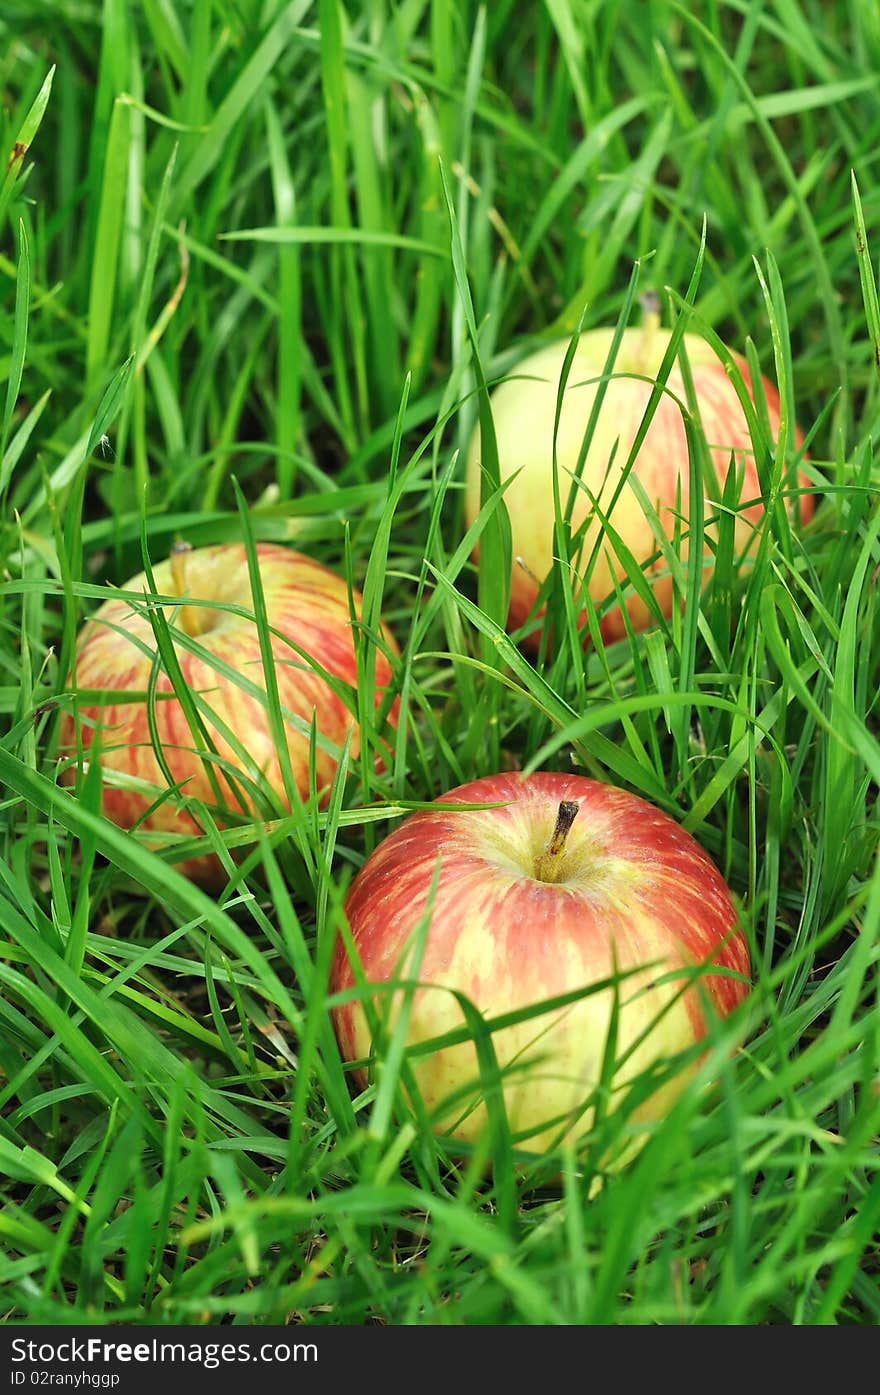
169,540,201,638
535,800,579,883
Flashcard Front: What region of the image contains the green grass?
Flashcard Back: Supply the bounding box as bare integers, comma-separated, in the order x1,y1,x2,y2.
1,0,879,1325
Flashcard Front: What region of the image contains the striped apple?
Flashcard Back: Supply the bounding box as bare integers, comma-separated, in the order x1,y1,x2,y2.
331,771,749,1157
465,315,813,646
60,542,399,882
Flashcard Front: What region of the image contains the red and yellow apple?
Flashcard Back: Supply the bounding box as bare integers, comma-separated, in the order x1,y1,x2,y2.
465,319,813,645
60,541,399,881
331,771,749,1158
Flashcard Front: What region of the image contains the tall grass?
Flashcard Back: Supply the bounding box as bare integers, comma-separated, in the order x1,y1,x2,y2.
0,0,878,1324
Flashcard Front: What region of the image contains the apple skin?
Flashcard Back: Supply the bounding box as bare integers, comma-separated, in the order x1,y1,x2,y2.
331,770,749,1157
59,542,399,882
465,328,814,645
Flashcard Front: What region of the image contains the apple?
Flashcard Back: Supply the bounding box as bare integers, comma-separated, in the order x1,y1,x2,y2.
60,541,399,882
465,314,814,645
331,770,749,1159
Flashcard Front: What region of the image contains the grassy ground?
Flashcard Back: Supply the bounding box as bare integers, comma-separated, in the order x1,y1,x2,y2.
1,0,879,1324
